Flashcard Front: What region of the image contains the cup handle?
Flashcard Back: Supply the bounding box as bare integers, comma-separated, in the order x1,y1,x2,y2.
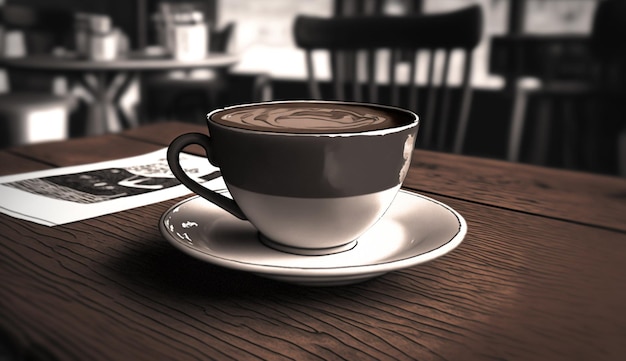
167,132,247,220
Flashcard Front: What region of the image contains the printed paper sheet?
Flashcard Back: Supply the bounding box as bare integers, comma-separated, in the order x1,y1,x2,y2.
0,148,226,226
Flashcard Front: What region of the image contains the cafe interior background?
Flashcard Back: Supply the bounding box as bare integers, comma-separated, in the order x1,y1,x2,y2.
0,0,623,176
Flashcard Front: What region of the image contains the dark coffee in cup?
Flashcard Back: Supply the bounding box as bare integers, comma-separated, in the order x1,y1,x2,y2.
210,102,413,134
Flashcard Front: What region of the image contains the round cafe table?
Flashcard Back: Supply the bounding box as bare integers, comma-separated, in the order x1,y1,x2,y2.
0,51,239,135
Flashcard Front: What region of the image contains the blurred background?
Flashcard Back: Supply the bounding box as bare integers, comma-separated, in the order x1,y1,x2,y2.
0,0,623,176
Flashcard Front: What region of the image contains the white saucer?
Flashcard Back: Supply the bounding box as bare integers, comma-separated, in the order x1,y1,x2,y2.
159,189,467,286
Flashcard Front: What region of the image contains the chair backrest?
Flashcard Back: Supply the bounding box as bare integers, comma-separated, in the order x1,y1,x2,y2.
294,5,483,153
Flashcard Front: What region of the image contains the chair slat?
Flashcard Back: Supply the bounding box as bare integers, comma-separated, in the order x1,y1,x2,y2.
352,50,362,101
436,49,452,150
367,49,378,102
453,52,475,154
305,50,321,99
408,50,419,112
389,49,399,106
423,50,437,149
333,50,345,100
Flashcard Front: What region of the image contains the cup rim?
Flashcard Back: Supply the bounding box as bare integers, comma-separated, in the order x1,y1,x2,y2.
205,100,419,137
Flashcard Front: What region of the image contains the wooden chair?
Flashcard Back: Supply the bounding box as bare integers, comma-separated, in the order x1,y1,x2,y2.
293,5,483,153
504,0,626,174
0,5,77,147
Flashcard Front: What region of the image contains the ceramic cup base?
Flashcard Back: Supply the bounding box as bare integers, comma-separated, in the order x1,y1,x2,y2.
258,233,358,256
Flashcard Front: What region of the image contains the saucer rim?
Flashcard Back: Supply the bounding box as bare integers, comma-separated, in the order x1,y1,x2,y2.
159,189,467,278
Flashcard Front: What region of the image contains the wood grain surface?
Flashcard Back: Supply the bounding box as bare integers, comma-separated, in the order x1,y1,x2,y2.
1,122,625,361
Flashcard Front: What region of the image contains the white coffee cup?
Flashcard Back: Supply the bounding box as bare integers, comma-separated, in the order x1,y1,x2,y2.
168,101,419,255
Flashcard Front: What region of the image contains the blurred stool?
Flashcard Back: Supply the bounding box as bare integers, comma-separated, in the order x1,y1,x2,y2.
0,93,72,147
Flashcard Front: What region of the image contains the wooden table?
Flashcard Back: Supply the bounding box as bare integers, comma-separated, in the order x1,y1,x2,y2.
1,122,625,360
0,52,239,135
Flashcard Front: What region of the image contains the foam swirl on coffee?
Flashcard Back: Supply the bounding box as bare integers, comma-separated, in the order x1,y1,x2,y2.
212,103,410,133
